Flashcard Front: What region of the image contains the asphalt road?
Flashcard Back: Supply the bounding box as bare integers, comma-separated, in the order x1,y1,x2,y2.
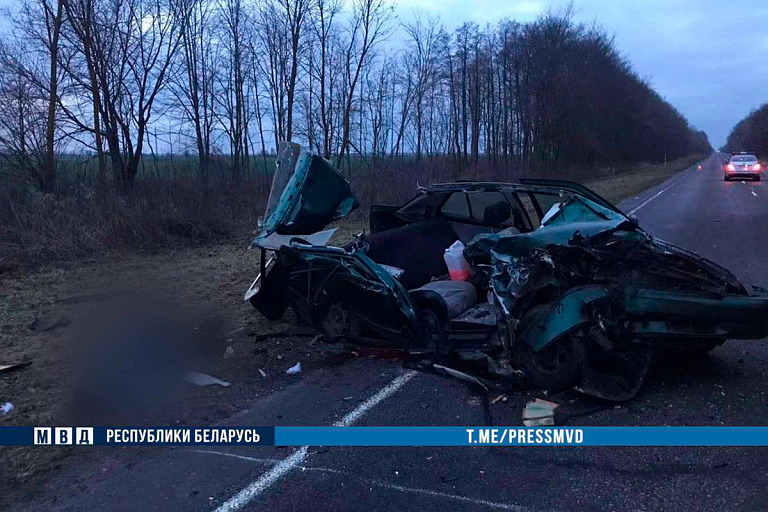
18,153,768,512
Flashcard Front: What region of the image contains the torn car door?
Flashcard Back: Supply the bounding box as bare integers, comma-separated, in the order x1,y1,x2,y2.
255,141,359,245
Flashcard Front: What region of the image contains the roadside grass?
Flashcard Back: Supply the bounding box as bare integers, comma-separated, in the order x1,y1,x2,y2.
581,154,704,205
0,153,703,274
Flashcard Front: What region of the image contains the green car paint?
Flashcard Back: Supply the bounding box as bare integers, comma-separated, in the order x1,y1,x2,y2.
248,143,768,372
254,142,359,244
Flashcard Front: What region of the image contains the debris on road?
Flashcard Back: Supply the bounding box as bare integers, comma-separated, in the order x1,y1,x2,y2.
258,368,267,378
1,402,14,415
182,372,231,387
223,346,234,359
522,399,560,426
0,361,32,374
286,362,302,375
28,314,70,332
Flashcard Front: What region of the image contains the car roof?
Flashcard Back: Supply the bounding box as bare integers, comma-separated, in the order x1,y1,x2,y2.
421,181,559,193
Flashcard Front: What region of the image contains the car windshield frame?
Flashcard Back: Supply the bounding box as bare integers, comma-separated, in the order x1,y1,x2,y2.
540,194,627,228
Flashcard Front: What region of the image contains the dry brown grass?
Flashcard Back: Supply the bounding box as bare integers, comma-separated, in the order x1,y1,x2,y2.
582,154,704,204
0,154,703,274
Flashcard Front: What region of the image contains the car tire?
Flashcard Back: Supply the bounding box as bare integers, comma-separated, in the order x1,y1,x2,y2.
318,301,361,342
723,175,729,181
756,176,761,182
515,305,585,391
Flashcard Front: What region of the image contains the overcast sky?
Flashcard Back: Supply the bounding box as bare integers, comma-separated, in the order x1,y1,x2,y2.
399,0,768,149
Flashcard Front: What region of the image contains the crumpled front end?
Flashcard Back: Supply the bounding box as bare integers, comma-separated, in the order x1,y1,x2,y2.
473,222,768,401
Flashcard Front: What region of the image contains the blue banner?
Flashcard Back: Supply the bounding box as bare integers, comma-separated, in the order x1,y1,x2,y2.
275,426,768,446
4,426,768,446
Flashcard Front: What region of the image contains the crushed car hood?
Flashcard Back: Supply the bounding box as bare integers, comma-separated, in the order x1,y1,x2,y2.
467,219,631,260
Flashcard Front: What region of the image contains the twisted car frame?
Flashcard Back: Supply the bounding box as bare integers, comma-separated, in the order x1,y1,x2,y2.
245,143,768,401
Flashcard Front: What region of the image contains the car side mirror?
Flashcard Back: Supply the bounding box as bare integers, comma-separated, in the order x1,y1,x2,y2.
629,214,640,229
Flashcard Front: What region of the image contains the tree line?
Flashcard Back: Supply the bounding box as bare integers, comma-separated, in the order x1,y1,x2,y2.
0,0,710,195
724,104,768,156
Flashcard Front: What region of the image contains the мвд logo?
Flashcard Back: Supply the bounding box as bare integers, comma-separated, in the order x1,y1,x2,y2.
34,427,94,445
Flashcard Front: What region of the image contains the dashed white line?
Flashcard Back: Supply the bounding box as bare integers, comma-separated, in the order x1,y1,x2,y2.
195,448,530,511
186,449,280,465
331,371,417,427
752,190,758,197
212,370,418,512
304,466,531,511
628,166,692,215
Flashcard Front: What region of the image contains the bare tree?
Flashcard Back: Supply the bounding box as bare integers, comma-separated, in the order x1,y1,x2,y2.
170,0,218,177
335,0,393,168
0,50,49,186
217,0,248,176
309,0,341,158
0,0,66,192
403,12,444,161
63,0,186,193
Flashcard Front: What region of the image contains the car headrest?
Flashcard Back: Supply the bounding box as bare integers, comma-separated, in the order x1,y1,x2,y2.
483,201,512,226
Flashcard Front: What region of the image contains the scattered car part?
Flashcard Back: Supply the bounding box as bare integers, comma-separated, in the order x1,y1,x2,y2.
182,372,231,387
286,362,302,375
522,399,560,426
0,361,31,374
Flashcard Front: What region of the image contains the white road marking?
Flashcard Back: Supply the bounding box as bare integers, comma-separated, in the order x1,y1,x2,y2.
212,370,418,512
196,447,530,511
628,166,692,215
186,449,281,465
752,190,758,197
302,466,531,511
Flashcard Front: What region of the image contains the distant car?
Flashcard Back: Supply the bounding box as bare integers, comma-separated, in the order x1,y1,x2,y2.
725,154,761,181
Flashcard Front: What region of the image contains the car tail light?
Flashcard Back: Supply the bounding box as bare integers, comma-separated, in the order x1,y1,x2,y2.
727,164,736,171
753,163,761,171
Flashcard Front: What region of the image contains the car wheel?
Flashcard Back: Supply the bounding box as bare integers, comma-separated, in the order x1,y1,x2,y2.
723,175,729,181
515,305,585,391
756,176,761,182
319,301,361,341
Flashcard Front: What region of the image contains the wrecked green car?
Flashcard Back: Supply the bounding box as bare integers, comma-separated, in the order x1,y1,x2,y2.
245,143,768,401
